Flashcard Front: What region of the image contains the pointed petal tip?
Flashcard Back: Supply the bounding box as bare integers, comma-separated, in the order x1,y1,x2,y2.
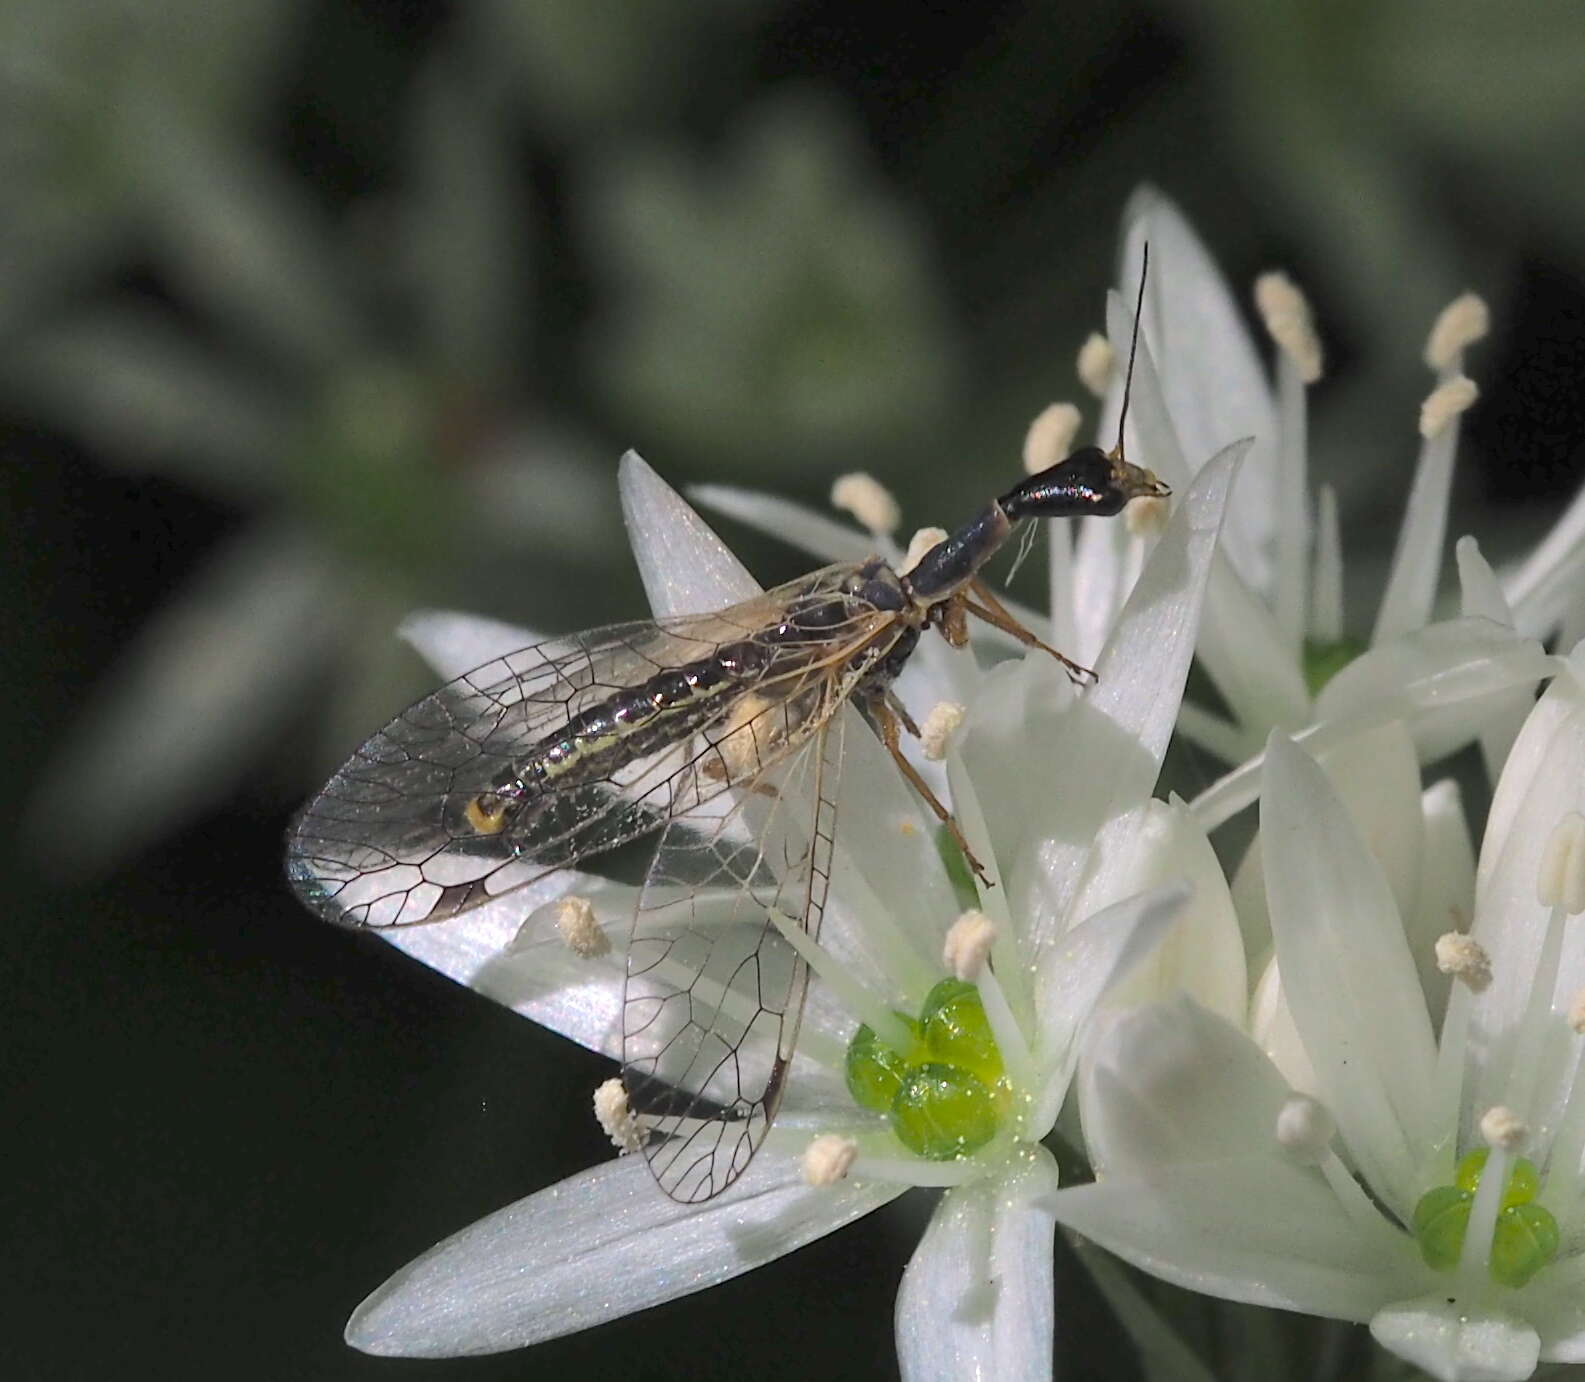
1370,1298,1539,1382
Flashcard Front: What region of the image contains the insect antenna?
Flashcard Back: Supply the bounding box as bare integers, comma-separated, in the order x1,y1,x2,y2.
1111,240,1150,464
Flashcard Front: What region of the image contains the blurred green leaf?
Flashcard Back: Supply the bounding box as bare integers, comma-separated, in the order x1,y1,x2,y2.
583,90,959,473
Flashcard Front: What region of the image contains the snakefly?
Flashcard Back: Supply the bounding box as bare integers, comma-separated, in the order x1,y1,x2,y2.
287,297,1166,1205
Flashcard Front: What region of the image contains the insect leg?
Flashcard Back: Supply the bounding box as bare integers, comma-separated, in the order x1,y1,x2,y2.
884,691,921,738
864,692,990,886
963,578,1096,685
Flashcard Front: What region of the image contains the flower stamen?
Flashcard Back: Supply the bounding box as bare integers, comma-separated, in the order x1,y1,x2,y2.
802,1134,858,1186
593,1077,644,1153
920,701,966,762
554,896,610,958
943,910,996,981
901,526,947,575
1419,376,1479,441
1425,293,1491,374
1275,1092,1336,1163
1436,931,1492,993
1076,332,1115,398
1023,402,1083,475
1255,271,1323,384
831,472,901,536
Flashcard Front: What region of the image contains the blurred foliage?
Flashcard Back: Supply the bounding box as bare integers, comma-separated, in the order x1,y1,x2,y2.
7,0,1585,869
6,3,1585,1378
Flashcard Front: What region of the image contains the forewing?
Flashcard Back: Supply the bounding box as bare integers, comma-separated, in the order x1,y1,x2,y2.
286,567,885,930
621,710,844,1203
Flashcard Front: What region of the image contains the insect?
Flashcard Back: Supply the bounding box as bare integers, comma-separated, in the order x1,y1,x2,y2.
287,267,1166,1204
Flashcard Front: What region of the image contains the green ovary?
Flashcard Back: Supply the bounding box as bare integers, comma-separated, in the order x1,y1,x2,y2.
1302,635,1366,695
891,1063,1000,1159
843,978,1009,1159
1411,1153,1560,1288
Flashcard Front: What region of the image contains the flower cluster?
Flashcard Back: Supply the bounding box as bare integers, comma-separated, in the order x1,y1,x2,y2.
324,193,1583,1382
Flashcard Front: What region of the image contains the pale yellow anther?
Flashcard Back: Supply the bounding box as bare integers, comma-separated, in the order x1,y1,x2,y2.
1274,1093,1336,1164
1538,812,1585,914
554,895,609,958
802,1133,858,1186
943,909,997,981
1023,402,1083,474
1076,332,1115,399
1425,293,1490,372
1254,271,1323,384
920,701,966,762
1480,1105,1529,1152
1124,494,1171,538
593,1077,644,1153
901,526,947,575
831,472,901,536
1418,376,1479,440
1435,932,1492,993
1568,987,1585,1036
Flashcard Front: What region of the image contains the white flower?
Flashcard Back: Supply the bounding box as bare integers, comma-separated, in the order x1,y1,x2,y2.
687,190,1553,842
1101,191,1545,831
1054,647,1585,1382
339,444,1243,1376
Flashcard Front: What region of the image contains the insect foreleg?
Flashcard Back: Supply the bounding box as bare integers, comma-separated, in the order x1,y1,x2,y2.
963,577,1095,685
884,690,921,739
862,691,990,886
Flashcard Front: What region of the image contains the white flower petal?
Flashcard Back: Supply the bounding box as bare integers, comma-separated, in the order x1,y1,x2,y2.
1120,188,1279,596
1248,957,1318,1095
688,484,877,565
1195,553,1312,749
1068,298,1191,665
1479,643,1585,887
1503,481,1585,637
347,1149,901,1356
1467,647,1585,1134
1052,1157,1417,1321
1315,616,1554,764
1193,617,1555,832
398,610,542,680
895,1146,1060,1382
1233,722,1427,967
1370,1297,1539,1382
1409,779,1476,1032
1371,403,1461,647
618,450,760,617
1457,537,1532,781
379,874,635,1058
1078,799,1248,1025
1080,995,1293,1173
1033,883,1193,1124
1010,440,1246,965
1263,734,1438,1216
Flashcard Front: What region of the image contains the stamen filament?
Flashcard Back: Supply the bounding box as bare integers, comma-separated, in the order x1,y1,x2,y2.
845,1154,988,1186
1539,1057,1585,1231
1426,969,1475,1179
1318,1150,1394,1240
1458,1144,1511,1283
976,965,1037,1102
1273,355,1310,653
767,907,914,1051
1505,904,1569,1121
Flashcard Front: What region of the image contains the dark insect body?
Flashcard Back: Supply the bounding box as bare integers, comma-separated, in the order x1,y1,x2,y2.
287,445,1166,1203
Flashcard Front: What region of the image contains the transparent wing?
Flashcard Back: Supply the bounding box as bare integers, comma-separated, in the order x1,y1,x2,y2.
286,565,891,930
621,705,845,1203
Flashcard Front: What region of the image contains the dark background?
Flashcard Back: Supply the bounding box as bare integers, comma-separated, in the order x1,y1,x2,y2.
8,1,1585,1378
